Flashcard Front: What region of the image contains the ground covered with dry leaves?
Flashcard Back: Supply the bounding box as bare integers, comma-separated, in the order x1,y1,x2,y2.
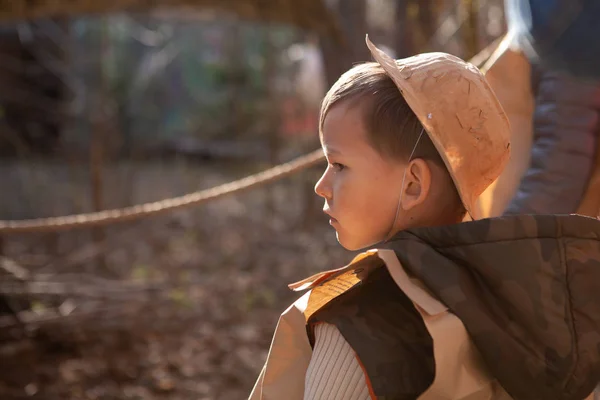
0,164,352,399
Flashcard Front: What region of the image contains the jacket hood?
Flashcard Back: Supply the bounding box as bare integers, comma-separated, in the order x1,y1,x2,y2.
384,214,600,400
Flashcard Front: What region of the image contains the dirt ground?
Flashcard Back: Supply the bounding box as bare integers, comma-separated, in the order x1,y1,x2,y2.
0,161,351,400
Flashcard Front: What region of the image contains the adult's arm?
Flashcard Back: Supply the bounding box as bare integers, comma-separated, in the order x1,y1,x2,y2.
504,66,600,215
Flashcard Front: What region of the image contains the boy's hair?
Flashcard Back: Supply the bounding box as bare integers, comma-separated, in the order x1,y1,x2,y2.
320,62,442,164
320,62,466,216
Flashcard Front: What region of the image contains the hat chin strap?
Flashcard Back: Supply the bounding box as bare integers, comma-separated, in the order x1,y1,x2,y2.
382,127,426,244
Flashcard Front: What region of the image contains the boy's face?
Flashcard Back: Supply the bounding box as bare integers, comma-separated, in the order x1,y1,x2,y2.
315,102,408,250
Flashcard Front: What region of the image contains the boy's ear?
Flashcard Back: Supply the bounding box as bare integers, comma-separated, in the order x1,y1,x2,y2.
401,158,431,211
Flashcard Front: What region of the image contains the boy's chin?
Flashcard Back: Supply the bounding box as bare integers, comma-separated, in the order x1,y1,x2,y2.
336,232,377,252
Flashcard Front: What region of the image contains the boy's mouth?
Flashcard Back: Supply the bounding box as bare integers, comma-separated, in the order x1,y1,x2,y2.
323,208,338,225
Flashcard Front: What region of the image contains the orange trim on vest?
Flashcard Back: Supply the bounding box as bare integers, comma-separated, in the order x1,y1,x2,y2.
354,352,377,400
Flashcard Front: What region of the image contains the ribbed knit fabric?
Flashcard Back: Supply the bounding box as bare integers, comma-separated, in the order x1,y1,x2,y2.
304,323,371,400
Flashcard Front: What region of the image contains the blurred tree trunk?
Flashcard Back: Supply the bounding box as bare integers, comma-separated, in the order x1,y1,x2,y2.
338,0,369,62
394,0,414,58
264,27,281,216
0,20,69,262
319,0,369,87
463,0,480,60
417,0,435,51
0,21,66,156
226,19,244,139
89,20,110,276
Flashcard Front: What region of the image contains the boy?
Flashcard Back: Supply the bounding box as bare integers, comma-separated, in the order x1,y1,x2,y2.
250,36,600,400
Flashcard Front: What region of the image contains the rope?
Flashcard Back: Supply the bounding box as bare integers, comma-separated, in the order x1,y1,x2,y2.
0,150,325,234
0,37,504,235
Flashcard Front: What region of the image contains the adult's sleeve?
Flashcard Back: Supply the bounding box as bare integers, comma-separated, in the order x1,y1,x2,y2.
504,66,600,215
506,0,600,80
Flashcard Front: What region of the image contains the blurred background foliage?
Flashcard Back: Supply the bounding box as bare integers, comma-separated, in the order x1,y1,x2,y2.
0,1,505,399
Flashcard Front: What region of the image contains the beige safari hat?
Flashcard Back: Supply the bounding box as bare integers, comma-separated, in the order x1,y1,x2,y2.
366,35,511,220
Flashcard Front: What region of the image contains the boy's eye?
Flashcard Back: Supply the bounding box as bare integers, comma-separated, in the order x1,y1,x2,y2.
331,162,346,171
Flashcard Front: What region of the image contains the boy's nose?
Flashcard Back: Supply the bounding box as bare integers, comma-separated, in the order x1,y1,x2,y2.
314,172,332,200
